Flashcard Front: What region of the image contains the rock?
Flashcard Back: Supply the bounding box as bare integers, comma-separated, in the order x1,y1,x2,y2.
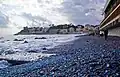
0,41,5,43
116,73,119,76
41,37,47,39
86,40,89,42
27,50,37,53
14,39,24,41
35,37,47,39
106,64,110,68
24,41,28,43
39,71,44,75
0,37,4,39
42,48,47,50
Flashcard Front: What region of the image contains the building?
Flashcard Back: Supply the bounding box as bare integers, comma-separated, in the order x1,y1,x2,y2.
28,27,36,34
69,27,75,33
47,28,59,34
100,0,120,36
42,27,49,33
59,29,68,34
16,27,48,35
34,27,43,34
59,25,69,34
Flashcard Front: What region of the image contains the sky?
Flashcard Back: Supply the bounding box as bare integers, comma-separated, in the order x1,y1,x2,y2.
0,0,106,35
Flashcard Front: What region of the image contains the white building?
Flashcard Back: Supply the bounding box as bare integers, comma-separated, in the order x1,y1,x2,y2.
69,27,75,33
59,29,68,34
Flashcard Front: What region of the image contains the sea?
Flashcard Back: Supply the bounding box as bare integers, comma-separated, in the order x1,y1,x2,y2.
0,34,86,68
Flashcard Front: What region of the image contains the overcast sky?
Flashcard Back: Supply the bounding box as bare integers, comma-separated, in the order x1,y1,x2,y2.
0,0,106,35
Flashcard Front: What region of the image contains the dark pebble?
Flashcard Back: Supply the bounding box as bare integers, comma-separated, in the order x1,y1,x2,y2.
42,48,47,50
14,39,24,41
24,41,28,43
35,37,47,39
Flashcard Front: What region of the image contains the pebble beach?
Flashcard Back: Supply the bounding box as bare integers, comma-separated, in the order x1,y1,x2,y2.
0,36,120,77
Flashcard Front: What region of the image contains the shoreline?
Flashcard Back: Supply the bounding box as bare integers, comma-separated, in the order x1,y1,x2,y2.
0,34,83,67
0,36,120,76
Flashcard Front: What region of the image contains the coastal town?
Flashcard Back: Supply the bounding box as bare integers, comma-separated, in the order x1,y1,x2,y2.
16,24,99,35
1,0,120,77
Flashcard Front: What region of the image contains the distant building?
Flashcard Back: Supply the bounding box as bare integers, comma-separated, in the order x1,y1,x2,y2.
100,0,120,36
42,27,49,33
28,27,36,34
15,24,97,35
69,27,75,33
76,26,84,33
48,24,78,34
16,26,48,35
59,25,69,34
59,29,68,34
35,27,43,34
47,26,57,34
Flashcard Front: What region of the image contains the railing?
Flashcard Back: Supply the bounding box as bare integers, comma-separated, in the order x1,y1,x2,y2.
105,0,120,18
100,0,120,28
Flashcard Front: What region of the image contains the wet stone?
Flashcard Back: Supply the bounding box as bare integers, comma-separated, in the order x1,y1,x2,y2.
14,39,24,41
35,37,47,39
42,48,47,50
24,41,28,43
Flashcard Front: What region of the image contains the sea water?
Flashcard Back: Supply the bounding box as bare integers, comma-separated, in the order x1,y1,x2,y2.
0,34,85,68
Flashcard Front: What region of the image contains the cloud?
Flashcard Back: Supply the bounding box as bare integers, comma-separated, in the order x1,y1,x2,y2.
0,0,106,34
0,11,8,28
59,0,106,25
21,13,52,27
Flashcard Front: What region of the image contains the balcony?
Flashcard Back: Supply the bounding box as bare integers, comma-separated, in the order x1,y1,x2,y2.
100,0,120,29
105,0,120,18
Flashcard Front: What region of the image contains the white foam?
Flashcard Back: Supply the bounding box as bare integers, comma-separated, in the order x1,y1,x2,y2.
0,34,84,62
0,52,55,61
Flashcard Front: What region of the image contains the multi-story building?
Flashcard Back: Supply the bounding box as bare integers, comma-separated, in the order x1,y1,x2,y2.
100,0,120,36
